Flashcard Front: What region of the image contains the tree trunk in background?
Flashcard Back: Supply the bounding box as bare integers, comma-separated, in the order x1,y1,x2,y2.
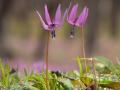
110,0,120,38
86,0,100,56
0,0,13,58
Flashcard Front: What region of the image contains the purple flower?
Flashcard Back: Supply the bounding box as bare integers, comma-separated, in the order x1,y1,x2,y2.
32,61,44,73
36,4,67,39
67,4,89,37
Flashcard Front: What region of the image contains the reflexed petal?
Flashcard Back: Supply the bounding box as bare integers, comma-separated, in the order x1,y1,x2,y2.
45,4,52,25
62,9,68,24
81,7,88,25
67,18,76,25
54,4,61,25
36,10,49,30
75,6,89,27
67,4,78,24
56,8,68,27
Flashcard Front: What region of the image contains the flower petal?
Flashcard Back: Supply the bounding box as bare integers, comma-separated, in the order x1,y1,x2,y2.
54,4,61,25
75,6,89,27
45,4,52,25
59,8,68,27
36,10,49,30
67,4,78,24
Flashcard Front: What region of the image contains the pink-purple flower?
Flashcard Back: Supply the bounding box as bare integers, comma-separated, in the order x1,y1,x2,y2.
67,4,89,37
36,4,67,39
32,61,44,73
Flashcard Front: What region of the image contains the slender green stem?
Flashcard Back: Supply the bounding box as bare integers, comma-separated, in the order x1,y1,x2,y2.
81,26,87,72
92,58,98,90
45,31,50,90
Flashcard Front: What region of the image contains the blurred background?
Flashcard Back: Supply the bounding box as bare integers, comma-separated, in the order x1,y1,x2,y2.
0,0,120,71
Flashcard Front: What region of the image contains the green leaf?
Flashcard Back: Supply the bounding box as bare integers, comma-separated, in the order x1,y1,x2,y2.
94,56,116,72
59,79,74,90
100,82,120,90
76,56,83,76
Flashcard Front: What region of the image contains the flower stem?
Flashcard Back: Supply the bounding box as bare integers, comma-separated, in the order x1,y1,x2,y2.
92,58,98,90
81,26,87,73
45,31,50,90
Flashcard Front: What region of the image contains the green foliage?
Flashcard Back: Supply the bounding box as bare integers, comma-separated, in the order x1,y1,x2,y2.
0,57,120,90
94,56,116,72
94,56,120,79
76,56,83,77
58,79,74,90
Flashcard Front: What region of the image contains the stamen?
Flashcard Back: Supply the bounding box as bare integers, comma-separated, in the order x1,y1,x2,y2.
51,30,56,40
70,26,75,38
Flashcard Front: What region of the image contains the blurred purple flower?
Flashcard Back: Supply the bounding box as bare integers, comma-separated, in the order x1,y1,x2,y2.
67,4,89,37
32,61,44,73
36,4,67,39
10,60,27,74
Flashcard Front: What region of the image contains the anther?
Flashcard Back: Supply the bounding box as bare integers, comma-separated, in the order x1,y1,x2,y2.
70,26,75,38
51,30,56,40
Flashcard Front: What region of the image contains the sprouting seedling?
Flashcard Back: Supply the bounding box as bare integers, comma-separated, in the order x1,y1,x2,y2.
67,4,89,72
36,4,67,90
